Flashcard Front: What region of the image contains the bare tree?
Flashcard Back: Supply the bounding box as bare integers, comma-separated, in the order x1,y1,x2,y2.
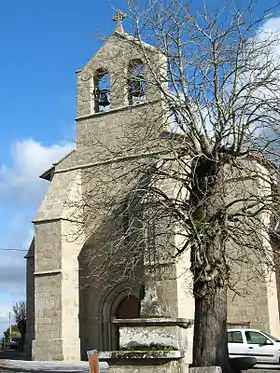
63,0,280,371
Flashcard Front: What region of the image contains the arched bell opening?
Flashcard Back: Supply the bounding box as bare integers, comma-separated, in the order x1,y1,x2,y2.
94,69,111,113
127,59,146,105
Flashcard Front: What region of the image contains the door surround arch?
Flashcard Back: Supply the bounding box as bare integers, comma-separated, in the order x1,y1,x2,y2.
100,284,140,350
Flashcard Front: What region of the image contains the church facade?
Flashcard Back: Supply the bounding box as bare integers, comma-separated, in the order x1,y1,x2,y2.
25,14,280,361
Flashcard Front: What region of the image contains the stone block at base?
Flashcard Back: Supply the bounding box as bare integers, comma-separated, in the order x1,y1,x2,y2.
99,350,188,373
114,318,193,354
107,361,187,373
190,367,222,373
32,339,64,360
32,338,80,361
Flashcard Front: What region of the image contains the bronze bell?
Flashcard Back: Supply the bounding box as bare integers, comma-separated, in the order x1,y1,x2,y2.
96,89,110,107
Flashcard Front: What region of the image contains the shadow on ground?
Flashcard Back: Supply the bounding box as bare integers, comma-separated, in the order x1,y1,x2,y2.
0,351,28,360
0,352,109,373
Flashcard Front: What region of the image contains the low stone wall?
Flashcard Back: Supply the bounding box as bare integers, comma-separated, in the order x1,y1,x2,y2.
99,318,193,373
114,318,193,351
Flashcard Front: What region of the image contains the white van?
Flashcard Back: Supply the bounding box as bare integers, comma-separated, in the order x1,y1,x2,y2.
228,328,280,364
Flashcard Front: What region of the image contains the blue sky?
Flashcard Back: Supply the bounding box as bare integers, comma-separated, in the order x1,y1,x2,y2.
0,0,128,336
0,0,279,338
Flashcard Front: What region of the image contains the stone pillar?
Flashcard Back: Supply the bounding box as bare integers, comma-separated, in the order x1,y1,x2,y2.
175,237,195,364
61,219,82,360
31,169,84,361
32,219,82,361
140,232,194,317
25,239,35,358
140,166,194,326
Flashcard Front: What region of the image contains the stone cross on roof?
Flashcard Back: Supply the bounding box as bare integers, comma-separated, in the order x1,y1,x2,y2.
112,9,127,34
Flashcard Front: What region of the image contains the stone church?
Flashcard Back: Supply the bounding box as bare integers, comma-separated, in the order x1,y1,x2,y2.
25,12,280,361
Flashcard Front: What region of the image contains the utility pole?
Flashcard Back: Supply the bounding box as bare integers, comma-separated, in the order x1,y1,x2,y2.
9,312,11,340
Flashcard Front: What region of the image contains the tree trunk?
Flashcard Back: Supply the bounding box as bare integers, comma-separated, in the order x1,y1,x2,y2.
192,278,231,373
190,157,232,372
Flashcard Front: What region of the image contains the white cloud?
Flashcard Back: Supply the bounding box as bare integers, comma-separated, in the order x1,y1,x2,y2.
0,251,26,295
0,139,73,203
0,138,74,336
261,17,280,34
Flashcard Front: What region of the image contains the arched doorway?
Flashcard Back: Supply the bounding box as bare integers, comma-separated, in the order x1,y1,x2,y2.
101,288,141,351
116,295,140,319
113,295,140,349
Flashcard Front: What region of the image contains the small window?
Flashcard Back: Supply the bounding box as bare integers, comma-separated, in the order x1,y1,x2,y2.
228,331,243,343
245,331,267,345
94,69,110,113
127,60,146,105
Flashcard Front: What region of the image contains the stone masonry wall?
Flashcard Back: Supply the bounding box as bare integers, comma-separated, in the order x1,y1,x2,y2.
225,160,280,335
25,242,35,358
